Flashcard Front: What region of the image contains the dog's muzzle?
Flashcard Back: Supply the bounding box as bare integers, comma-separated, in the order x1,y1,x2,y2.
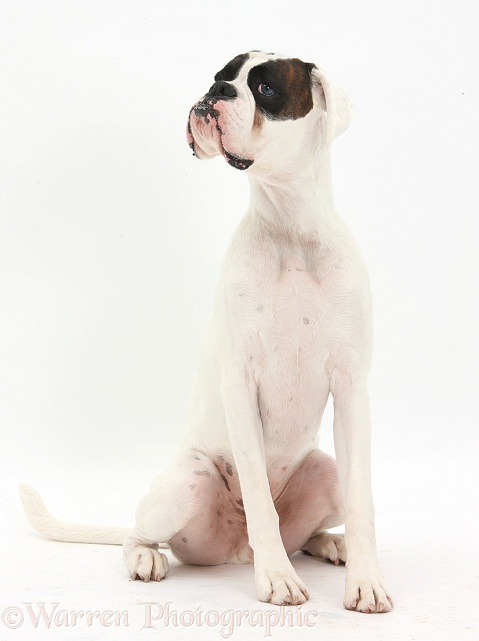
193,99,220,121
188,81,254,171
193,80,237,121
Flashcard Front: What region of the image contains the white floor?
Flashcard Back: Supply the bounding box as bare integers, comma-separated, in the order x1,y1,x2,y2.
2,454,478,641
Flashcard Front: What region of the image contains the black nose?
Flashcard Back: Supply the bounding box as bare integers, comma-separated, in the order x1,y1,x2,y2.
205,81,237,100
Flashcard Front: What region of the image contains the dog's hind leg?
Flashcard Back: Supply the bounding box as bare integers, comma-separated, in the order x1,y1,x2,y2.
124,448,247,582
274,449,346,562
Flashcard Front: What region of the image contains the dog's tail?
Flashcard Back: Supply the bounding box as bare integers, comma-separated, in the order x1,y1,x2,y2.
19,484,130,545
19,484,170,548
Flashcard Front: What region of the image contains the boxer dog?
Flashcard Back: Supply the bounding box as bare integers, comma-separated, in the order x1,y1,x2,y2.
20,51,393,613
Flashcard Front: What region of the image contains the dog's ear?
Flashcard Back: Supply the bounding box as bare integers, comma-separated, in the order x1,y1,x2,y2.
310,65,353,146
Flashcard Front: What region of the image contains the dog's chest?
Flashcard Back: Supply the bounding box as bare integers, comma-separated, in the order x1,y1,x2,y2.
247,250,332,441
266,254,322,348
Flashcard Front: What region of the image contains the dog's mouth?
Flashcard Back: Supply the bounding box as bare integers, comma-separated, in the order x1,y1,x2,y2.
222,149,254,171
188,100,254,171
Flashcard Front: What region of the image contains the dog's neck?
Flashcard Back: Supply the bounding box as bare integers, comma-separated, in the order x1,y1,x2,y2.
247,150,337,244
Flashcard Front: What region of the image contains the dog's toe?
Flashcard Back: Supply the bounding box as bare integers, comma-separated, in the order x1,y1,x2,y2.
304,532,347,565
127,546,169,583
344,569,393,613
256,563,309,606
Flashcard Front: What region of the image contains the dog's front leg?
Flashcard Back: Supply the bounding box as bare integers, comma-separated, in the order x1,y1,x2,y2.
220,370,309,605
332,375,393,613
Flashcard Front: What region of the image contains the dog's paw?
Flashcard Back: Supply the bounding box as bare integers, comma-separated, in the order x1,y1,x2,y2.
126,546,169,583
344,565,393,613
305,532,347,565
255,564,309,605
321,533,347,565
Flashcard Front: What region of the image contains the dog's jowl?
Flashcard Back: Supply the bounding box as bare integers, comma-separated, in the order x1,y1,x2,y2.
21,51,393,613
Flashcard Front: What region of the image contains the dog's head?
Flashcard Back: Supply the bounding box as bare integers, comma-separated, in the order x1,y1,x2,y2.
187,51,352,176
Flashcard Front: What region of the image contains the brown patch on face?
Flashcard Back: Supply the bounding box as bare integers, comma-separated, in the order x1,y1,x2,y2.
279,59,314,119
253,106,264,131
247,58,314,121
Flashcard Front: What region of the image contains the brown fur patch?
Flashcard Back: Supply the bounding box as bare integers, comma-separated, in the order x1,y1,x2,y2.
248,58,314,121
274,59,313,119
253,106,264,131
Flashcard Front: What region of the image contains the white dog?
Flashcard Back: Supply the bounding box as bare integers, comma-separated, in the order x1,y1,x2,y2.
20,51,393,613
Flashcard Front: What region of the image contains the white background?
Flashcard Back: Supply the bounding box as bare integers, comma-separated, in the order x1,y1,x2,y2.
1,1,478,640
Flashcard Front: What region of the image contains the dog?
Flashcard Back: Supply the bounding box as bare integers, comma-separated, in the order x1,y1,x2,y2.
20,50,393,613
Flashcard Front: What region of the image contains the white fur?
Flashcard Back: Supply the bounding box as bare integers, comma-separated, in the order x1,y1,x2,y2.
20,51,392,613
19,483,128,545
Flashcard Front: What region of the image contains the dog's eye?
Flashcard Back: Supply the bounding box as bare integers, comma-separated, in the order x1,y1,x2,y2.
257,83,275,96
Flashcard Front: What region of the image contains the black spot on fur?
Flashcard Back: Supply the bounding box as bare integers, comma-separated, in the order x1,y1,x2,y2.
220,473,231,492
214,53,249,82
